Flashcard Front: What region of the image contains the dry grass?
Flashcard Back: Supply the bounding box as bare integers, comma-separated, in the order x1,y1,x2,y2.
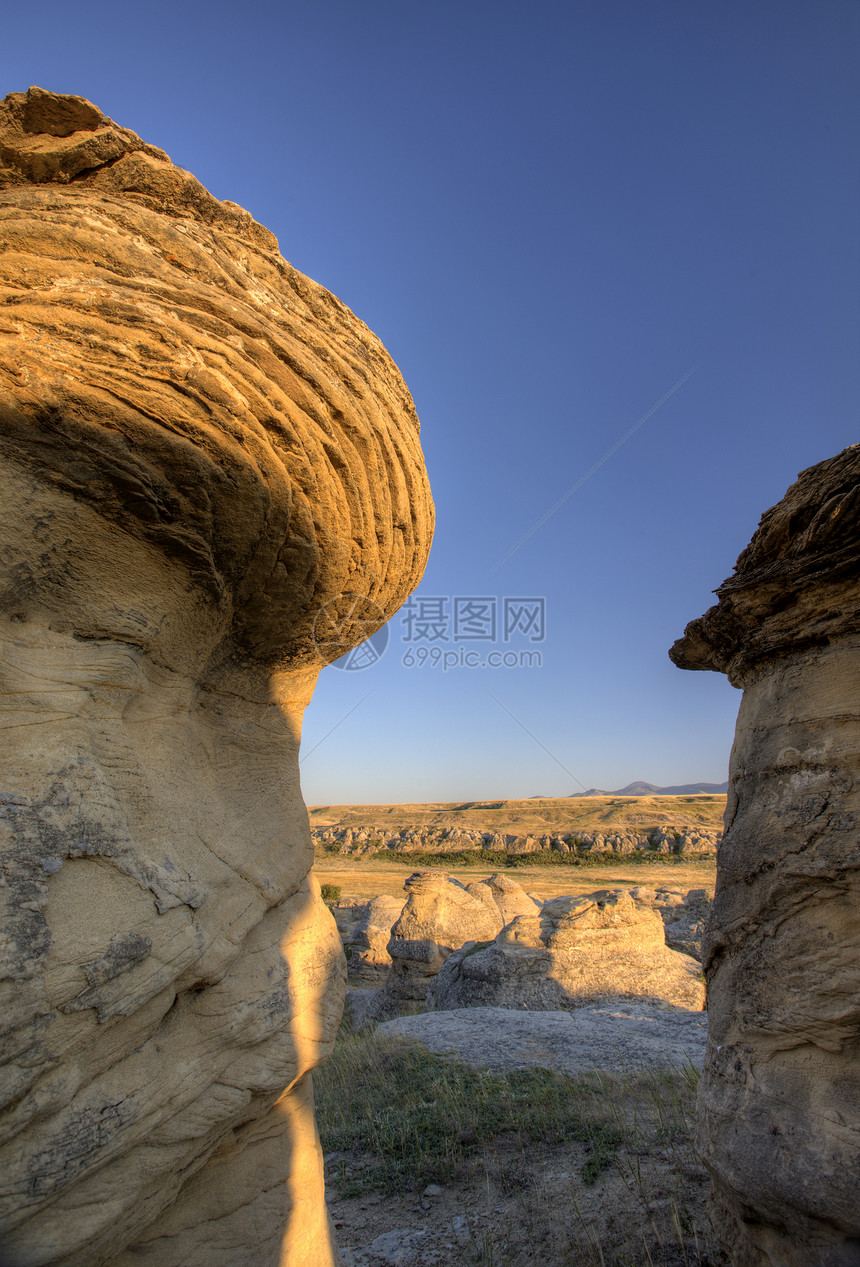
308,795,727,835
312,855,716,904
318,1031,623,1195
318,1026,726,1266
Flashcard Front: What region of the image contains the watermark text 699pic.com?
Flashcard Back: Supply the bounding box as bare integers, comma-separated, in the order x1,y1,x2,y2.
400,595,545,672
402,645,543,671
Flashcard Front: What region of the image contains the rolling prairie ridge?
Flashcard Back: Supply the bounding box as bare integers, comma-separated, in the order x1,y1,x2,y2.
310,794,727,834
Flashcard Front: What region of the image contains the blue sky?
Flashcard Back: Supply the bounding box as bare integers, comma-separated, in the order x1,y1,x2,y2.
5,1,858,802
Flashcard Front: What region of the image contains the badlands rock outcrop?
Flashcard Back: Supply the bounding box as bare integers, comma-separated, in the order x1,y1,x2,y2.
671,446,859,1266
384,872,527,1004
630,886,712,961
351,872,540,1022
432,889,705,1012
332,895,405,984
313,823,721,857
0,88,432,1266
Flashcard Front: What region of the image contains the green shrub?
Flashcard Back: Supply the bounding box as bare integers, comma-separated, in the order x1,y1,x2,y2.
385,848,713,870
320,883,341,904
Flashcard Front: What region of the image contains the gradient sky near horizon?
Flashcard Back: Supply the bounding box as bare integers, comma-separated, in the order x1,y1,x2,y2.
5,1,858,803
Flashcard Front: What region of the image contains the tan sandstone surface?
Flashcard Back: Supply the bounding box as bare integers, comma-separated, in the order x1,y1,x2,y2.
331,895,405,985
0,88,433,1266
432,889,705,1012
671,446,860,1266
347,872,541,1025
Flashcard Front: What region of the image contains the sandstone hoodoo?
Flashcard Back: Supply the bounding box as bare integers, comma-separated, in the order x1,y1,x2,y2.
332,894,405,984
383,871,528,1005
0,89,433,1265
432,889,705,1012
350,871,542,1022
671,446,860,1267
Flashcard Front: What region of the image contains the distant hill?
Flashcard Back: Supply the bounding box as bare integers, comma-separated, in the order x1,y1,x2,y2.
569,781,729,797
309,795,726,837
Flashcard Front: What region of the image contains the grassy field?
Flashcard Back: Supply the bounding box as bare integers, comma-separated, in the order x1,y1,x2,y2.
313,854,717,903
309,794,727,835
316,796,722,1260
318,1027,725,1265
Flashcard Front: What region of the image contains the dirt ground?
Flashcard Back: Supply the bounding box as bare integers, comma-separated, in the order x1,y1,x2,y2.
313,855,717,903
324,1059,725,1267
329,1146,723,1266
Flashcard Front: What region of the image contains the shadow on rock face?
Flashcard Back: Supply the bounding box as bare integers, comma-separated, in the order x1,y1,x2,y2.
0,87,433,1266
432,889,706,1013
671,445,860,1267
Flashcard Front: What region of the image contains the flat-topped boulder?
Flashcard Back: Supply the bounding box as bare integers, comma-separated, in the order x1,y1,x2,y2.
379,1003,708,1074
432,889,705,1012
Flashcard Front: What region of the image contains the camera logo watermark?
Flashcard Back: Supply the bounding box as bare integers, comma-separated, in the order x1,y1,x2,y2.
312,593,390,671
315,593,546,672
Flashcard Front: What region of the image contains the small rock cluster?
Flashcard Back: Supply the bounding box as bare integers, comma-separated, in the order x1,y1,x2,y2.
631,886,712,961
333,896,406,984
339,873,709,1026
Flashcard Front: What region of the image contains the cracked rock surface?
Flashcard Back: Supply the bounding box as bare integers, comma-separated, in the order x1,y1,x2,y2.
0,87,432,1266
671,446,860,1266
378,1004,708,1074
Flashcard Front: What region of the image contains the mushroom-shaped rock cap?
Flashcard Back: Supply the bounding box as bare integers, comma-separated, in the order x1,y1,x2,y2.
670,446,860,686
0,88,434,669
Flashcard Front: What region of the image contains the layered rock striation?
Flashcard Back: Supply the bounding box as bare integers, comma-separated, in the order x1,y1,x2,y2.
0,88,433,1266
671,446,860,1265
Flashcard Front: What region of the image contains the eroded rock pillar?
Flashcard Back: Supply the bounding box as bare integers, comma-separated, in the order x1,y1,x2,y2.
0,88,433,1265
670,446,860,1266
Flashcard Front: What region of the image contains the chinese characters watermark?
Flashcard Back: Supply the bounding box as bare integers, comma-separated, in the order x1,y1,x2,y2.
314,593,547,672
400,595,545,645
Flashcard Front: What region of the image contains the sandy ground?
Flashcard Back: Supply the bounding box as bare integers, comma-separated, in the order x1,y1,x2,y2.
313,855,717,902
